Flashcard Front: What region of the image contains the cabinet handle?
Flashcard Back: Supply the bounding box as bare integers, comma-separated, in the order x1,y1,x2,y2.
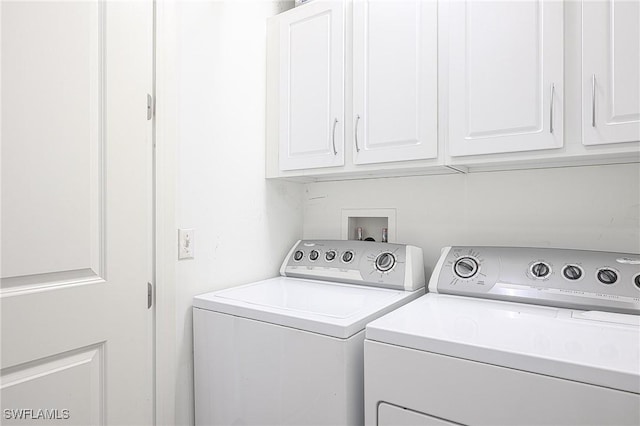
549,83,555,134
331,118,338,155
354,114,361,152
591,74,596,127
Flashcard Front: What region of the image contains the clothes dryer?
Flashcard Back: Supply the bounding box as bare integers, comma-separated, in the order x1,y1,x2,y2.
365,247,640,425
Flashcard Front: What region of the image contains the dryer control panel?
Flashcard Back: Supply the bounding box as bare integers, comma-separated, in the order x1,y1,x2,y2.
429,247,640,314
281,240,425,291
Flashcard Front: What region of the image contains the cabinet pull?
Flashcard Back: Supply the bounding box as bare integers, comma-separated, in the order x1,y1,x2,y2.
354,114,361,152
549,83,555,134
331,118,338,155
591,74,596,127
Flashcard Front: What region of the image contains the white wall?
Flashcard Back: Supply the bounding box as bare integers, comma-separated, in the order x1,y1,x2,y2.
173,1,301,424
303,164,640,276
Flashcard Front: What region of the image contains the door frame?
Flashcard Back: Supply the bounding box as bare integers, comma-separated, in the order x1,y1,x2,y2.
154,0,178,424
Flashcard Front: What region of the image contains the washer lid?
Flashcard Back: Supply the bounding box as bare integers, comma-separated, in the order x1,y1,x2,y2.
365,293,640,393
193,277,423,339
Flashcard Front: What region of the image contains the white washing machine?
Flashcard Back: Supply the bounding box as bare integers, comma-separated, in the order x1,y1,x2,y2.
194,239,425,426
365,246,640,426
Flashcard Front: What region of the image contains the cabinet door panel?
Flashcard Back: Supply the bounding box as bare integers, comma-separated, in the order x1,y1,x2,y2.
279,1,345,171
448,0,563,156
353,0,437,164
583,0,640,145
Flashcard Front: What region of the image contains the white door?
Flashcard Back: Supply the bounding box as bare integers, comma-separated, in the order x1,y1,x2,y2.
1,2,154,425
582,0,640,146
278,1,345,171
448,0,563,156
352,0,437,165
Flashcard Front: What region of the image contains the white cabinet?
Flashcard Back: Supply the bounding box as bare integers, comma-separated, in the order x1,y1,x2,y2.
582,0,640,146
278,1,345,171
352,0,438,165
448,0,564,157
267,0,446,180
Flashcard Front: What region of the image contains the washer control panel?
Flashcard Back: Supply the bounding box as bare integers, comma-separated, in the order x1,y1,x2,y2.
281,240,425,291
429,246,640,314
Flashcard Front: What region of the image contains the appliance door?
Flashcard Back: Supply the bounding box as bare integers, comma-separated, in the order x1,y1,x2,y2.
378,403,457,426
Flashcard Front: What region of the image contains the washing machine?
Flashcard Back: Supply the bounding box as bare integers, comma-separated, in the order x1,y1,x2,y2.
364,246,640,426
194,239,425,426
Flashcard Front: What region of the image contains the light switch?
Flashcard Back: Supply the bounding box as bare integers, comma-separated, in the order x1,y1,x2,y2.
178,228,195,260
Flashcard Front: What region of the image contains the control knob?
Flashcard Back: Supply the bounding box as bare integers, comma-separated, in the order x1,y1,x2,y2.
293,250,304,262
342,251,354,263
453,257,479,279
325,250,337,262
562,265,583,281
634,274,640,290
531,262,551,279
597,268,618,285
309,250,319,261
375,252,396,273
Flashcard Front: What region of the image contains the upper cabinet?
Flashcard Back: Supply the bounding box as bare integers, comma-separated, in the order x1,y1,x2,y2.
266,0,639,181
582,0,640,146
352,0,438,165
448,0,564,157
277,1,345,171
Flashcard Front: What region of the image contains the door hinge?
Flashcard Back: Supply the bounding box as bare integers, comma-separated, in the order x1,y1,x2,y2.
147,282,153,309
147,94,154,120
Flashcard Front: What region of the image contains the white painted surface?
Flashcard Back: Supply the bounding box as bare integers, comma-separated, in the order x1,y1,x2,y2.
303,164,640,277
448,0,564,156
170,2,302,425
278,1,345,170
352,0,438,164
1,1,95,278
1,1,153,424
582,0,640,146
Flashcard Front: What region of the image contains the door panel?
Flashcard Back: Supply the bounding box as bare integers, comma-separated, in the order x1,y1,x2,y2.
279,1,345,171
1,1,153,424
448,0,563,156
583,0,640,145
1,346,103,425
1,0,100,283
353,0,437,164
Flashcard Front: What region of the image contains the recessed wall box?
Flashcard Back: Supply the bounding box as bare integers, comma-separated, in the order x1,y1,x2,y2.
341,208,396,243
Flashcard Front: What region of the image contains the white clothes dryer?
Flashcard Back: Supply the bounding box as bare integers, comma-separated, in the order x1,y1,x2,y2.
365,246,640,426
194,239,425,426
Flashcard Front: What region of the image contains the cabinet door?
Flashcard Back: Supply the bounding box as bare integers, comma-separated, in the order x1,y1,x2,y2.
352,0,437,165
582,0,640,146
278,1,345,171
448,1,563,156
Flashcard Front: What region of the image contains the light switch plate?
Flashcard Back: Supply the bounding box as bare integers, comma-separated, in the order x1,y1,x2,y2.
178,228,194,260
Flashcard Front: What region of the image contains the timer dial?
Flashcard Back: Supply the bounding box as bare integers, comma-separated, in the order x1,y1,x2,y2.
562,265,583,281
454,257,479,279
530,262,551,279
293,250,304,262
597,268,618,285
375,252,396,273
